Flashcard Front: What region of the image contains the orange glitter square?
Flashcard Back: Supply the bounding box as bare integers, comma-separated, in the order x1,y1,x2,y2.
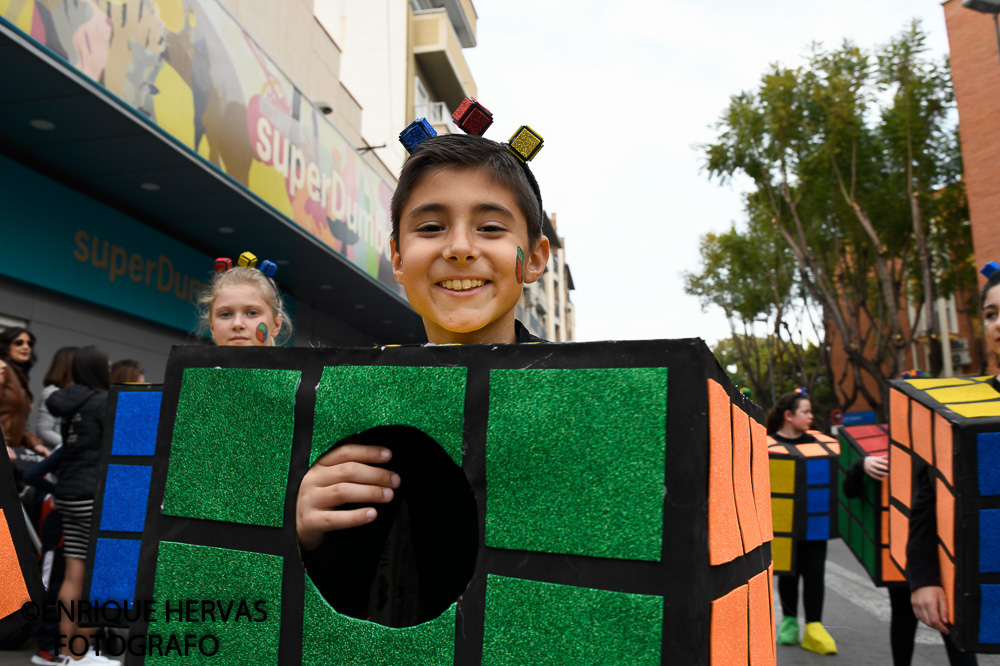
0,509,29,620
711,583,749,666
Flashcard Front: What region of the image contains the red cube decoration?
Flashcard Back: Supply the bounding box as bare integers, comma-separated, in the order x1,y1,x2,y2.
452,97,494,136
214,257,233,273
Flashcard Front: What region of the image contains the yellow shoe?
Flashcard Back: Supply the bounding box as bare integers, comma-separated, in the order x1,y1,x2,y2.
802,622,837,655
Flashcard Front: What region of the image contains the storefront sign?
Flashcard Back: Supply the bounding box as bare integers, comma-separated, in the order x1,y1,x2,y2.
1,0,401,297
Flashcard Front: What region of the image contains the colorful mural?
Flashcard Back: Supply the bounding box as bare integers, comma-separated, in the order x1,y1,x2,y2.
0,0,402,296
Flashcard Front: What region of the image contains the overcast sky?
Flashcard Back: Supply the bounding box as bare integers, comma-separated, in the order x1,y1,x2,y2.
463,1,955,346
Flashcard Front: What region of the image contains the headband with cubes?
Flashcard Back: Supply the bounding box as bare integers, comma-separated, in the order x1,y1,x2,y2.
213,251,278,278
398,97,545,226
398,97,544,163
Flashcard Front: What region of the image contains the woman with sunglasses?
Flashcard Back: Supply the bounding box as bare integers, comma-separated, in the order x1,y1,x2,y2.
0,327,48,455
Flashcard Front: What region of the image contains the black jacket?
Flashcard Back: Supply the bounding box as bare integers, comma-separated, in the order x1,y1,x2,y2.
46,385,107,499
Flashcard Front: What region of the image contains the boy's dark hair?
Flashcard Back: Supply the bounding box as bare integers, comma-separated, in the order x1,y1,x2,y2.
981,270,1000,309
765,391,810,435
390,134,544,251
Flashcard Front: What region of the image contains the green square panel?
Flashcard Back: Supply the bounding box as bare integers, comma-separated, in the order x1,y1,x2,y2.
850,495,863,520
850,518,864,555
482,575,662,666
486,368,667,561
864,477,878,504
148,542,282,665
302,576,455,665
838,505,850,541
838,477,848,507
863,502,876,539
863,533,877,577
163,368,300,526
312,366,467,465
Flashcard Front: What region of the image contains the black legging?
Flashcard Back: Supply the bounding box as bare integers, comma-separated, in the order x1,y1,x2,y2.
778,540,827,622
889,585,917,666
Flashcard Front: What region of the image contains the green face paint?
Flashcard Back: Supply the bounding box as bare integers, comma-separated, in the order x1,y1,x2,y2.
516,247,524,284
256,323,269,343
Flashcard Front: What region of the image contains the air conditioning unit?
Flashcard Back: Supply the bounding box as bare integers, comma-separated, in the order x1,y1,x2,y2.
951,338,972,367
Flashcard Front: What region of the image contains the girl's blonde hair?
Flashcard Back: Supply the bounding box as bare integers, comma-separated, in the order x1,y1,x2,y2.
197,267,293,346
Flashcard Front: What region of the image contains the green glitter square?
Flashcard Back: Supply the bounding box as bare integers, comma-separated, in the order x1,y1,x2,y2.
864,476,878,504
482,575,662,666
486,368,667,561
863,534,876,576
163,368,301,527
148,542,282,665
312,366,467,465
863,502,876,538
850,495,863,520
301,575,455,665
850,517,863,555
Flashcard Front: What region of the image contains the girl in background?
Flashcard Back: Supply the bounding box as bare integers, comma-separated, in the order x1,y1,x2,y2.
47,346,114,664
198,265,291,347
767,390,838,655
36,346,78,452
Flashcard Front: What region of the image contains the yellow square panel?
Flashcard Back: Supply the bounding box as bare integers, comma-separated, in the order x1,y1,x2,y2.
926,383,1000,405
772,498,795,534
772,536,793,572
949,402,1000,418
906,378,973,390
769,459,796,494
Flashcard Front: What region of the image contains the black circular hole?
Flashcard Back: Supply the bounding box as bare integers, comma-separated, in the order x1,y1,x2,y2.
301,425,479,627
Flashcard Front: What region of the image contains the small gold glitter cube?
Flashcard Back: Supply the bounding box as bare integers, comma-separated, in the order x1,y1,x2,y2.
506,125,543,163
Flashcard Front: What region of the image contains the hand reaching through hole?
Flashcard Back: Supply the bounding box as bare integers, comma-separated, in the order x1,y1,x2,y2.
296,443,401,551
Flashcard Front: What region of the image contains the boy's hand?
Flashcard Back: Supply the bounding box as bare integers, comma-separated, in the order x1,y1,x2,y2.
863,455,888,480
912,585,950,633
295,444,401,552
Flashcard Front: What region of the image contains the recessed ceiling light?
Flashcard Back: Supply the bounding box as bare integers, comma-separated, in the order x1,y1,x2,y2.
140,182,161,191
29,119,55,131
276,259,290,266
382,319,393,325
319,284,333,290
354,303,366,309
217,226,235,234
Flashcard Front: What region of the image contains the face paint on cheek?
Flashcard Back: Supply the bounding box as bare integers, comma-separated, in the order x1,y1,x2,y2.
256,323,268,343
515,247,524,284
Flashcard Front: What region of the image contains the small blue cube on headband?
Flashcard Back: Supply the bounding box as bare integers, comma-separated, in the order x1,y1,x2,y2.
399,118,437,153
982,261,1000,279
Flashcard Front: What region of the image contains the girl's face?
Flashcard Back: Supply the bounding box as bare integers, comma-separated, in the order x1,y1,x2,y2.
985,284,1000,358
785,398,813,434
210,284,280,347
8,332,33,363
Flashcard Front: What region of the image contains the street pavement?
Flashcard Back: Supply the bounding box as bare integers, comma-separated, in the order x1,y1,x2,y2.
778,539,1000,665
2,538,999,664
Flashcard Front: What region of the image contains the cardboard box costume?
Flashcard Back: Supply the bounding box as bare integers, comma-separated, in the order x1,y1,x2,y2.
94,340,775,664
0,430,46,636
82,383,163,621
887,375,1000,653
767,430,839,574
835,424,905,586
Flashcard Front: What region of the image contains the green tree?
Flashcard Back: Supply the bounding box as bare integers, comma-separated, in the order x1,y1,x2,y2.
698,21,972,419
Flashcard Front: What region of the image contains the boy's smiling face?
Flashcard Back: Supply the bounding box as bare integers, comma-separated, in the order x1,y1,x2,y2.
392,166,549,344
